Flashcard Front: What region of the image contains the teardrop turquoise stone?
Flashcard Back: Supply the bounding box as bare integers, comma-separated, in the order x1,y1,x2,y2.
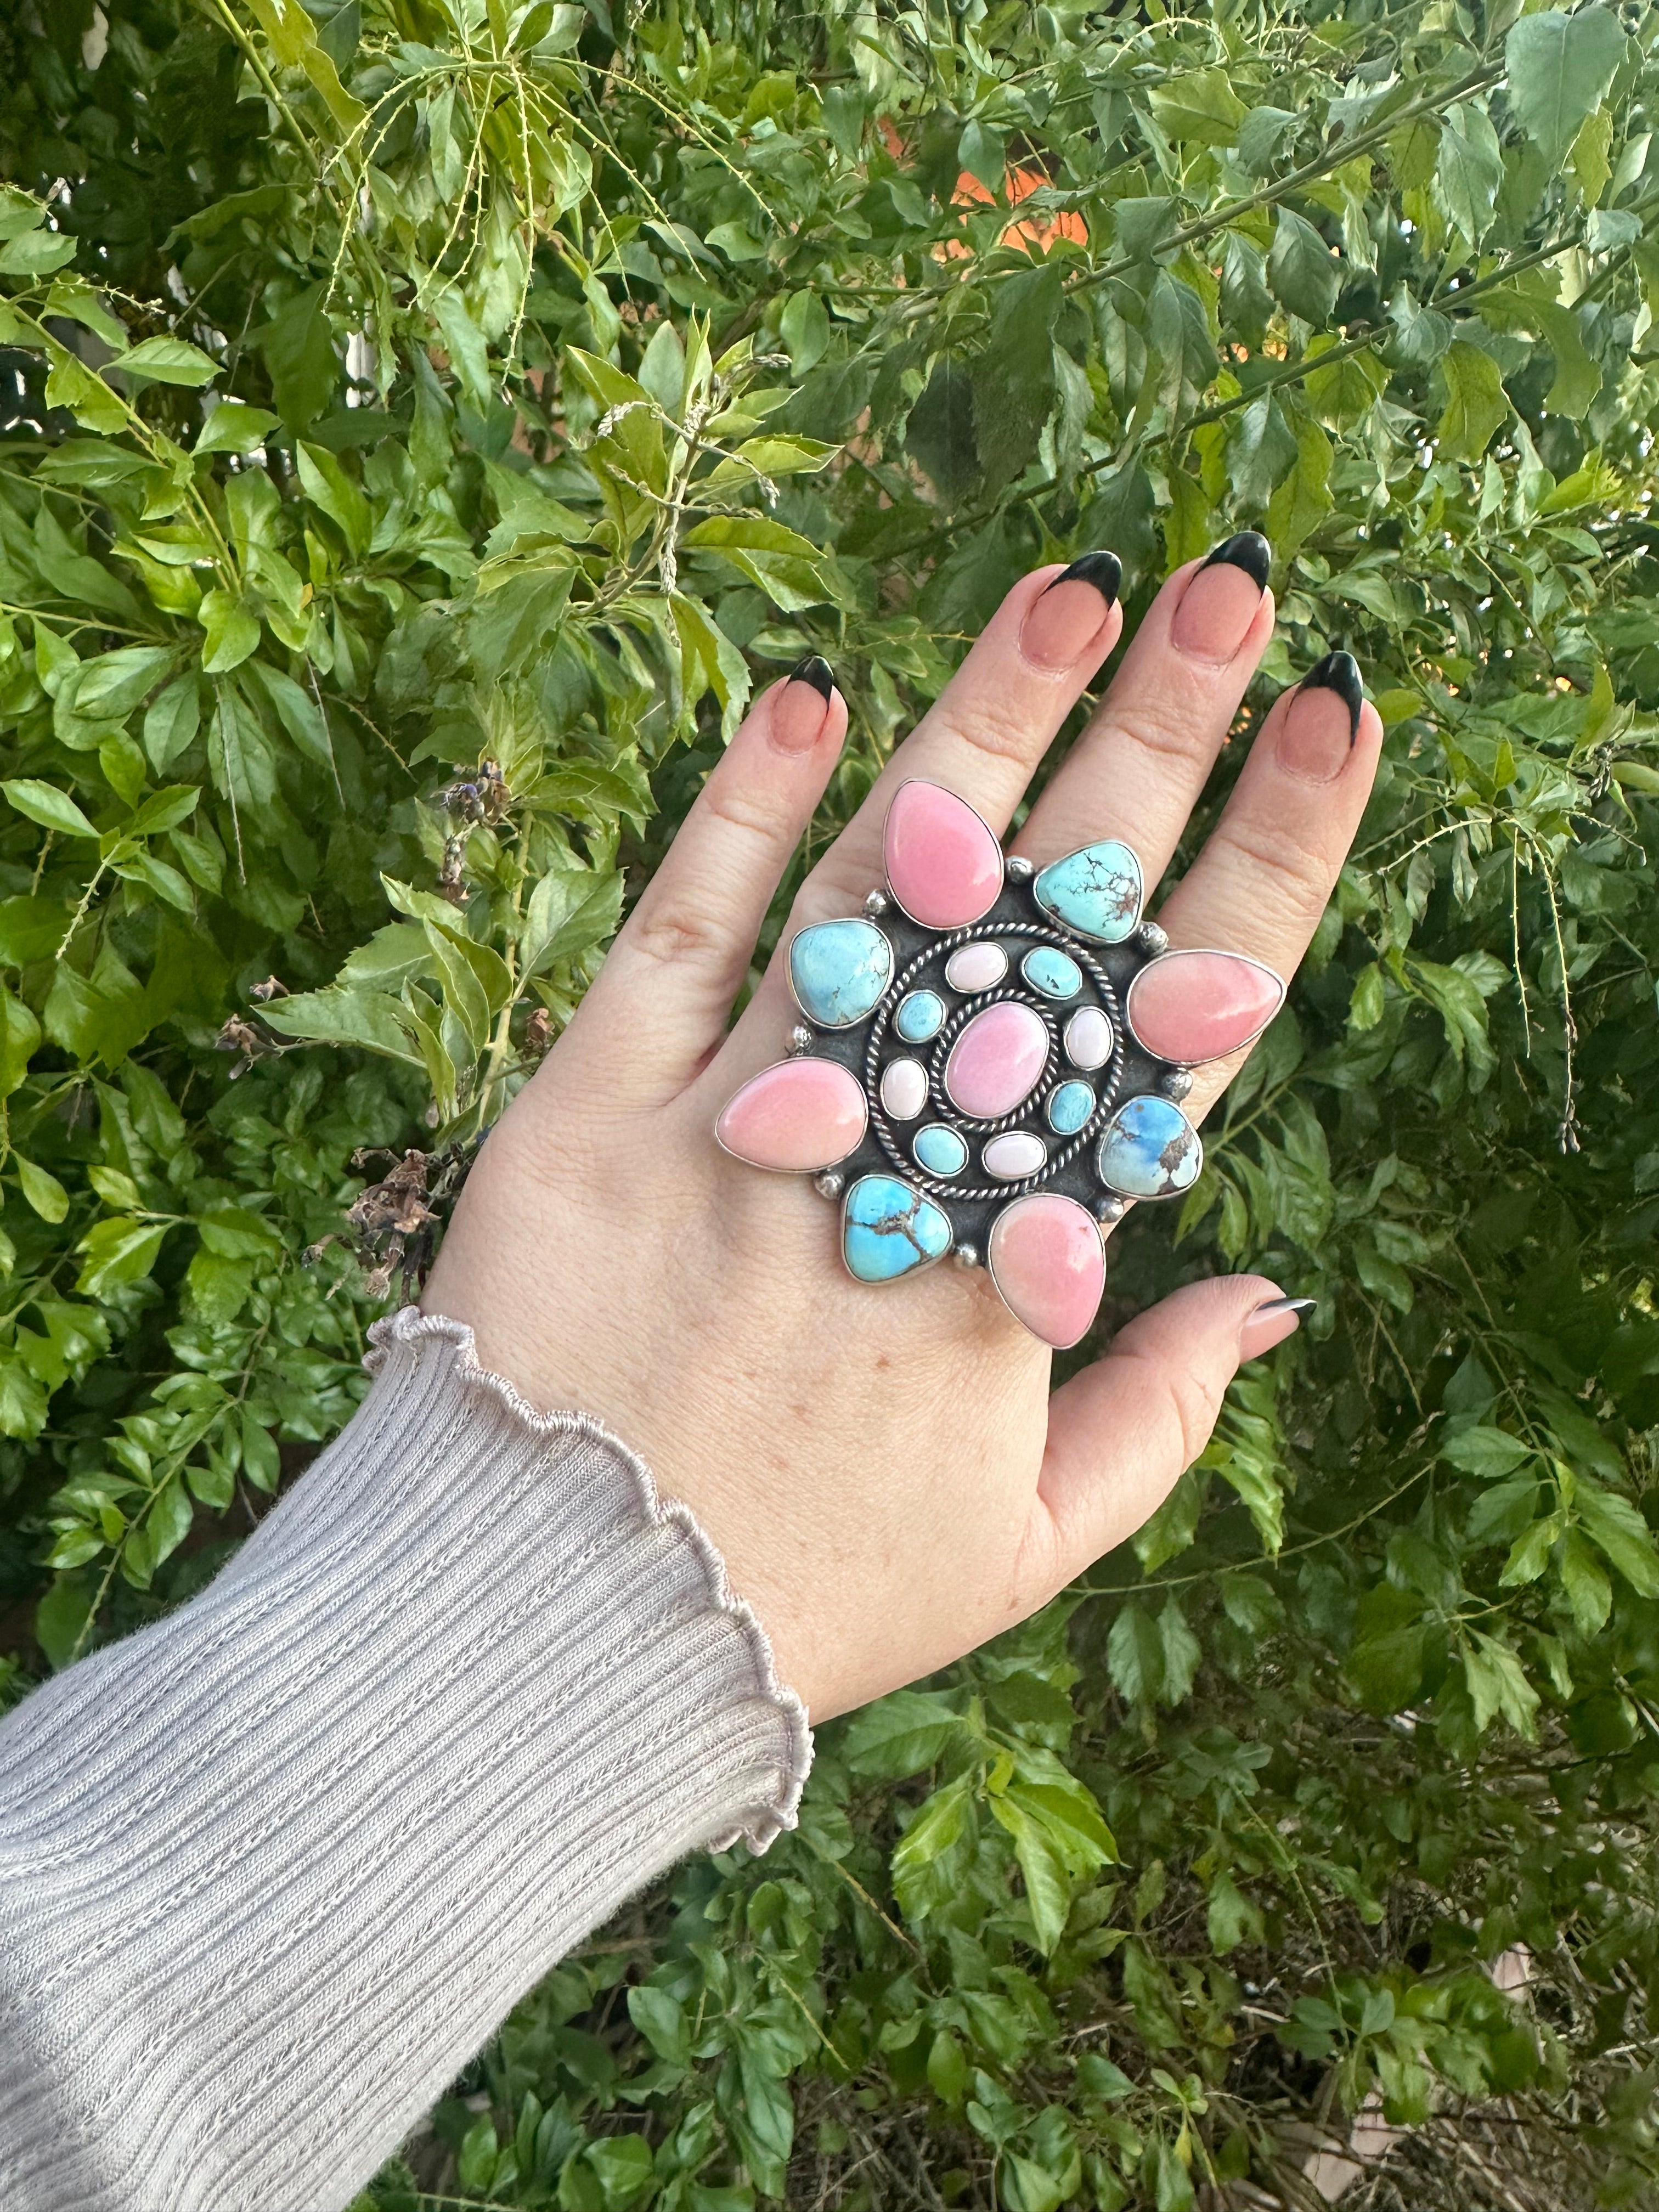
913,1123,967,1177
1096,1094,1201,1198
1021,946,1081,999
843,1175,952,1280
1032,841,1143,943
788,918,893,1029
1047,1079,1095,1135
895,989,945,1042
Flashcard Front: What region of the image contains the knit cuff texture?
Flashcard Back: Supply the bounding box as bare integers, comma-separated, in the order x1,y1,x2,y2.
0,1305,810,2212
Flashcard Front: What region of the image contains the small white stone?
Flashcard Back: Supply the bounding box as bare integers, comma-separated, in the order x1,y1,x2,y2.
946,941,1008,992
983,1130,1047,1180
1064,1006,1114,1070
880,1057,928,1120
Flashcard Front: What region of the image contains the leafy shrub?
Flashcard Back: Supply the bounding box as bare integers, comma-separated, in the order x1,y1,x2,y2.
3,0,1659,2204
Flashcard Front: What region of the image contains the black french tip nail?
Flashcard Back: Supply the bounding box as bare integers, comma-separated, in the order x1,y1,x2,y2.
1300,649,1364,744
1201,530,1272,590
1253,1295,1318,1318
1047,550,1122,607
789,653,834,701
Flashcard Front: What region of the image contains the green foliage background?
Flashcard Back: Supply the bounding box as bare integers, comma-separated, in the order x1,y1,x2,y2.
3,0,1659,2203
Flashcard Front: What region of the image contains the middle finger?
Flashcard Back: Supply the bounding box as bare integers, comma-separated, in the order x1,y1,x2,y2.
1012,532,1276,881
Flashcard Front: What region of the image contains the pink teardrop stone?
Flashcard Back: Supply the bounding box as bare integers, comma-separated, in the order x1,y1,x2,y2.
883,780,1005,928
943,1001,1048,1118
989,1194,1105,1349
1126,949,1284,1066
716,1058,867,1172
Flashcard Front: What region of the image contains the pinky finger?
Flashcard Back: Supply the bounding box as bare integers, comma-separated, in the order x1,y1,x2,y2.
570,661,848,1101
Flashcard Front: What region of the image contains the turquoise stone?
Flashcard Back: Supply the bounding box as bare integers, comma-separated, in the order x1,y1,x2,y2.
913,1123,968,1177
1032,841,1143,943
1022,945,1081,999
788,918,893,1029
1047,1079,1095,1135
1096,1094,1202,1199
843,1175,952,1280
895,989,945,1043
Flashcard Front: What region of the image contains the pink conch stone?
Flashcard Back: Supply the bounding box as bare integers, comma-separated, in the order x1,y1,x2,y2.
716,1058,867,1172
1126,949,1285,1066
989,1194,1105,1349
943,1001,1048,1118
884,780,1004,928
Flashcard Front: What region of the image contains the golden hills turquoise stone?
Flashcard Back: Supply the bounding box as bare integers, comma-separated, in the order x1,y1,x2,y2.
913,1123,968,1177
1021,945,1081,998
842,1175,952,1280
788,918,893,1029
895,989,945,1042
1097,1094,1202,1198
1047,1079,1095,1134
1033,840,1143,943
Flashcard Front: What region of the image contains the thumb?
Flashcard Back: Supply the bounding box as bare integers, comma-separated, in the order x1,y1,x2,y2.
1027,1275,1311,1597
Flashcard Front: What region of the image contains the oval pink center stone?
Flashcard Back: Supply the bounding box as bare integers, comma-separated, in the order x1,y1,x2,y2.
716,1057,867,1172
943,1001,1048,1119
884,780,1004,928
989,1193,1105,1349
1126,948,1285,1066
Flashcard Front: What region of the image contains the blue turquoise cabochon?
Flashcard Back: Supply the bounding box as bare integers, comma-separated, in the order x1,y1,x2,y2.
1032,840,1144,943
842,1175,953,1280
788,917,894,1029
1096,1094,1203,1198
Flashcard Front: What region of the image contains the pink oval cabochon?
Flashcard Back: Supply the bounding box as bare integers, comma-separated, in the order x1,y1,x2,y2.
716,1058,867,1172
1126,949,1284,1065
988,1193,1105,1349
883,780,1005,928
944,1000,1049,1119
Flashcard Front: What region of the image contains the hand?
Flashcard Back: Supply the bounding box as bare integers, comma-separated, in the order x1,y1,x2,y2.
424,540,1383,1720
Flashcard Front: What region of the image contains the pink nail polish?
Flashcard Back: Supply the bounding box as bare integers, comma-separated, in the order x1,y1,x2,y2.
772,656,834,753
1277,651,1363,783
1238,1295,1315,1359
1170,532,1271,663
1018,552,1121,670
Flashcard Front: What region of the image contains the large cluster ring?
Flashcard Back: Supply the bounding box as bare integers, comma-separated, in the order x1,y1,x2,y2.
716,782,1283,1348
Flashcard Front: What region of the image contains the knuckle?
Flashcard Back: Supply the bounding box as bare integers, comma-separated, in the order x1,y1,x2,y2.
627,897,731,971
1103,695,1209,770
949,692,1047,767
1122,1340,1224,1470
1210,815,1333,911
699,778,788,848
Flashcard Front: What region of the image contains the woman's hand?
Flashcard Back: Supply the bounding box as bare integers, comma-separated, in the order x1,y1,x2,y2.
423,541,1383,1721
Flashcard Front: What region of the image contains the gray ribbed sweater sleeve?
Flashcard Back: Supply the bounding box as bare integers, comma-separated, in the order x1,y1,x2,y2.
0,1307,811,2212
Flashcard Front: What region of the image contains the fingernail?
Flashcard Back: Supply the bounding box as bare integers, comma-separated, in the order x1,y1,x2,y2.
1170,532,1272,664
1239,1295,1316,1360
773,656,836,752
1277,651,1363,783
1019,551,1121,671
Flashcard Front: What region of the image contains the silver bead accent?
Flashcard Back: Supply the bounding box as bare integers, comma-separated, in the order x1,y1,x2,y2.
1005,855,1034,884
1160,1066,1193,1100
864,889,889,917
955,1243,980,1269
814,1170,844,1200
787,1024,814,1055
1136,921,1169,954
1095,1194,1127,1226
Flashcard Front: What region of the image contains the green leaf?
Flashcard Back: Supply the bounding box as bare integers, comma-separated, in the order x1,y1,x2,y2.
196,401,279,455
1433,101,1503,246
0,227,77,275
14,1156,67,1222
1440,1424,1533,1479
117,336,219,387
1436,341,1508,464
0,986,40,1096
1575,1481,1659,1597
2,779,98,838
970,264,1063,491
841,1688,967,1778
1463,1631,1540,1740
142,677,202,773
75,1216,168,1298
1267,207,1339,324
1505,7,1626,166
1148,67,1246,147
198,592,261,675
